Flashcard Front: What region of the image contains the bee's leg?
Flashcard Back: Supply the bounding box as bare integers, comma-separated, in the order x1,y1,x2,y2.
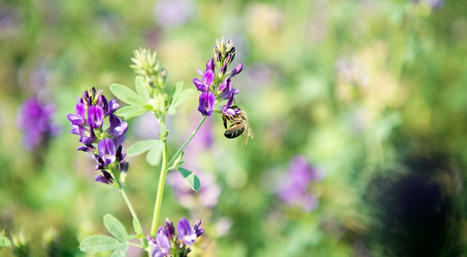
222,115,228,129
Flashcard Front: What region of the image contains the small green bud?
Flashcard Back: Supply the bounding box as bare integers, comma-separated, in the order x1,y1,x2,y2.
130,48,166,89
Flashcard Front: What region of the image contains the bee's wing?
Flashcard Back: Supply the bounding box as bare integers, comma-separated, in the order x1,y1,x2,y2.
242,122,254,146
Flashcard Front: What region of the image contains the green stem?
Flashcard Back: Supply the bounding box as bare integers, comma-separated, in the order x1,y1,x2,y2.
119,187,144,235
150,116,169,236
149,115,207,236
167,115,207,168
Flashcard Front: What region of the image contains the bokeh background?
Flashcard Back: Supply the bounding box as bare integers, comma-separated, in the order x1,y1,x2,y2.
0,0,466,256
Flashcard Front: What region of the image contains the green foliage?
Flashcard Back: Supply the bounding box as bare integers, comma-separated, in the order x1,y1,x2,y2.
127,140,161,156
0,232,11,249
109,83,145,106
146,141,163,166
115,105,148,119
178,167,201,192
127,139,163,166
103,214,128,242
135,76,150,103
80,215,129,255
168,81,193,115
79,235,121,253
132,218,144,236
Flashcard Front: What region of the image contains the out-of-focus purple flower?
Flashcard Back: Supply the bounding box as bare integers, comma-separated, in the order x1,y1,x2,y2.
277,156,323,211
168,169,221,208
336,57,368,87
67,88,129,184
154,0,195,28
198,91,215,116
18,97,59,150
185,115,213,151
415,0,443,9
134,112,160,139
0,4,22,38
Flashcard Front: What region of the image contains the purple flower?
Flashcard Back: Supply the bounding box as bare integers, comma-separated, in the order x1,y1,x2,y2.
67,88,129,184
277,156,323,211
148,228,171,257
18,97,58,150
148,218,203,256
177,218,197,245
198,91,215,116
98,139,116,165
95,170,113,184
229,64,243,78
193,38,244,117
87,105,104,129
193,220,204,237
193,59,214,92
163,218,175,240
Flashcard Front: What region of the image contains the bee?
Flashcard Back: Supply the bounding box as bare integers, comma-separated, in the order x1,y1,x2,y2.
222,105,254,145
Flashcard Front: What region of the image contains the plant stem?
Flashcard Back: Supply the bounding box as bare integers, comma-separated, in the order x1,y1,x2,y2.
167,115,207,168
150,115,169,236
149,115,206,236
119,188,144,233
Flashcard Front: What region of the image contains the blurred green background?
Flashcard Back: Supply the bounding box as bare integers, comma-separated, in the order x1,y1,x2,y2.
0,0,466,256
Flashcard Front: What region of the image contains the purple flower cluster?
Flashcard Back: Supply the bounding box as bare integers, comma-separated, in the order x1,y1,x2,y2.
193,39,243,116
277,156,323,211
67,88,129,184
147,218,203,257
18,97,58,150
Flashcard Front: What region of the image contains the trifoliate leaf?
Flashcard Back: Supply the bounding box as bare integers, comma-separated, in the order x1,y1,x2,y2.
103,214,127,242
109,83,145,106
127,140,160,156
79,235,121,253
146,142,163,166
135,76,150,103
178,167,201,191
115,105,147,119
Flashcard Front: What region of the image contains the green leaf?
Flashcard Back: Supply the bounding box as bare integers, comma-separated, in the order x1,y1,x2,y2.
178,167,201,191
79,235,121,253
110,245,128,257
109,83,145,106
132,218,143,236
146,142,162,166
115,105,147,119
0,236,11,248
135,76,150,103
103,214,127,242
168,81,193,115
126,234,138,240
127,140,160,156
